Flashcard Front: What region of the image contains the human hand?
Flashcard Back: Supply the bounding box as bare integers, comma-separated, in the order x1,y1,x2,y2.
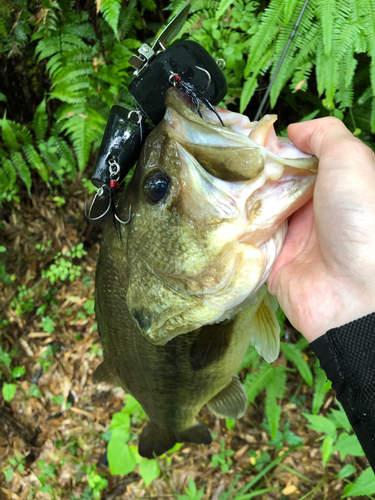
267,117,375,342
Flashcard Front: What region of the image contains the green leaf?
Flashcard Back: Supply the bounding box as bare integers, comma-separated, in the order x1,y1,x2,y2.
41,316,55,334
107,440,137,475
100,0,121,40
328,405,352,432
312,360,327,414
321,435,333,467
33,98,48,142
3,383,17,402
29,384,42,398
343,467,375,498
264,366,286,439
109,411,131,440
336,464,356,479
0,348,11,368
302,413,337,439
216,0,234,19
24,144,49,183
139,458,160,487
1,115,19,151
280,342,313,387
11,152,31,193
5,467,13,482
243,362,273,403
12,366,26,378
333,432,365,460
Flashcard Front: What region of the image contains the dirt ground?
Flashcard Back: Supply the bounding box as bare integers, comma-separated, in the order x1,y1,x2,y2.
0,179,370,500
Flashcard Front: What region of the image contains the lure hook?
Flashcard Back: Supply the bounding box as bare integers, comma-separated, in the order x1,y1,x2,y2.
115,205,132,225
195,66,211,90
85,184,111,222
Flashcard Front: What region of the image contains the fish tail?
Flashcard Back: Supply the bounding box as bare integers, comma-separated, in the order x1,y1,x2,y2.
138,420,212,458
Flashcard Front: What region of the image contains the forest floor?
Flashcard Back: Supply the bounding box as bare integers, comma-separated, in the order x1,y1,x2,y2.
0,178,370,500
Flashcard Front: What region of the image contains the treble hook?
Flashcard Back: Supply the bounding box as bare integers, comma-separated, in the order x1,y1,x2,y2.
115,205,132,225
195,66,211,90
85,185,111,222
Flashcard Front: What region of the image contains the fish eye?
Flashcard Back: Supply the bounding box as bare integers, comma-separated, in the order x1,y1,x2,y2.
145,172,170,202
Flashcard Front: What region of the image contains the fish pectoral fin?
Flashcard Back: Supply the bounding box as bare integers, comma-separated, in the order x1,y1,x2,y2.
93,362,112,384
207,375,247,419
251,291,280,363
139,420,212,458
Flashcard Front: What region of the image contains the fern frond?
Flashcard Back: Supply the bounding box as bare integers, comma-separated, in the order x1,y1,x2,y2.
270,0,315,106
317,0,335,55
241,47,273,113
244,361,274,403
280,342,313,386
362,0,375,108
265,366,287,439
216,0,234,20
54,137,76,169
57,106,106,171
139,0,157,12
33,99,48,142
24,144,49,183
40,149,62,178
100,0,121,40
244,0,284,78
283,0,301,24
118,0,137,37
11,151,31,192
53,63,94,86
1,115,20,151
1,158,16,184
240,344,261,371
312,359,327,415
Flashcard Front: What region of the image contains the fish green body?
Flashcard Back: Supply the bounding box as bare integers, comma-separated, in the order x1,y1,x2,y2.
94,88,318,457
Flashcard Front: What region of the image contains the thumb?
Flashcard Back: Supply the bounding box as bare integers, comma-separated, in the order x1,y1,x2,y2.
287,117,357,159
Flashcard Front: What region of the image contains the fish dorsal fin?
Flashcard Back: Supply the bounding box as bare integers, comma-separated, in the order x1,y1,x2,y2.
189,320,234,371
207,375,247,419
251,291,280,363
93,362,112,384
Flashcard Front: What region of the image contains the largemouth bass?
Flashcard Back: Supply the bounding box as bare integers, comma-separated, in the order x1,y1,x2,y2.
94,88,317,457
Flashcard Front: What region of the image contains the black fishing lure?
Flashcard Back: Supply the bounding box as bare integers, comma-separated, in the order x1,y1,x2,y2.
169,71,225,127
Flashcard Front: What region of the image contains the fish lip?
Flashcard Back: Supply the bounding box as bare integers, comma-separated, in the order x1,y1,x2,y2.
165,87,203,122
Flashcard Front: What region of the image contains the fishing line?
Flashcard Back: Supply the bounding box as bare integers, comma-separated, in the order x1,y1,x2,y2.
254,0,310,121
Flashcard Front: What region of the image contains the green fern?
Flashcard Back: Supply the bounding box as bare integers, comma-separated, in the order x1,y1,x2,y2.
312,359,328,415
33,99,48,142
100,0,122,40
243,361,275,403
10,151,31,193
1,114,20,151
265,366,287,439
280,339,313,387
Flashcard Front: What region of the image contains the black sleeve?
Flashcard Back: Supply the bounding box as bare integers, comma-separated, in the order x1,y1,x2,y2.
310,313,375,472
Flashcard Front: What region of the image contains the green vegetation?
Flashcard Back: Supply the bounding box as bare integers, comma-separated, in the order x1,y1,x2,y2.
1,0,375,498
